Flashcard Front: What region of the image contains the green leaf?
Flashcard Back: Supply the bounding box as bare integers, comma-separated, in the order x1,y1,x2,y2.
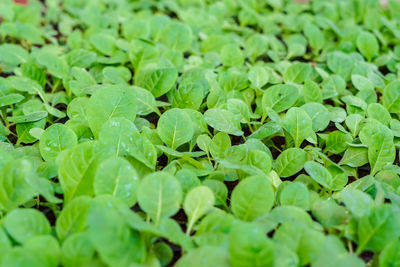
202,180,228,208
379,240,400,267
325,131,352,154
0,159,36,211
94,157,139,207
245,34,269,59
122,17,149,40
345,114,364,137
69,67,97,96
301,102,330,132
61,232,95,267
274,244,299,267
274,148,307,177
39,124,77,162
176,246,230,267
262,84,299,113
159,21,192,51
0,93,24,107
57,141,114,203
196,134,212,154
269,206,313,226
342,95,367,110
204,108,243,136
229,223,274,267
136,67,178,97
283,62,312,83
339,147,368,167
152,242,173,266
356,31,379,61
24,235,60,267
221,44,244,67
249,121,281,139
158,218,194,250
351,74,374,91
7,76,46,101
132,86,160,116
1,247,48,266
248,66,269,89
86,85,137,137
274,222,323,265
367,103,391,125
171,82,204,110
313,236,365,267
382,81,400,113
283,107,313,147
37,51,69,79
364,124,395,175
66,97,89,123
326,52,354,81
231,175,274,221
227,98,255,123
8,111,48,123
157,145,205,158
56,196,92,242
312,198,349,228
137,172,182,225
357,205,400,253
184,186,215,234
4,208,50,244
304,161,332,189
89,33,116,56
99,117,157,169
285,34,307,59
0,44,29,66
246,150,272,175
279,182,310,210
209,132,231,159
102,66,132,84
303,79,323,103
88,196,146,265
66,49,97,68
157,108,194,149
338,189,374,218
304,23,325,52
176,169,201,198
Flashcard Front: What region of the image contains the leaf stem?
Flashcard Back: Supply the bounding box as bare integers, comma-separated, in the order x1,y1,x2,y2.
247,123,254,133
273,144,282,153
347,239,354,254
355,242,365,255
205,152,213,168
0,108,9,128
51,78,61,94
186,218,195,235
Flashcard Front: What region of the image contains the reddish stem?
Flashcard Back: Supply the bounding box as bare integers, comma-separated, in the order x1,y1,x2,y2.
13,0,29,5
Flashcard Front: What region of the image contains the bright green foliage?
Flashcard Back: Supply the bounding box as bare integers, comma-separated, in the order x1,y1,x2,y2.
184,186,215,234
4,208,51,244
231,176,274,221
356,31,379,61
157,108,194,149
137,172,182,225
283,107,313,147
0,0,398,266
86,85,137,137
274,148,307,177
